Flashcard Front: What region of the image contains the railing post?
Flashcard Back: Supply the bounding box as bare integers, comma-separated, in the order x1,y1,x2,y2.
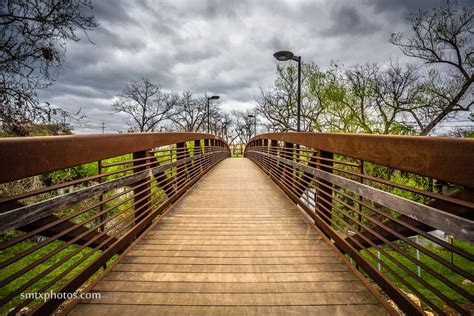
282,142,294,186
176,142,188,188
97,160,107,269
270,140,278,156
316,150,334,225
133,150,152,229
269,140,279,176
204,139,210,154
296,150,318,198
262,139,269,154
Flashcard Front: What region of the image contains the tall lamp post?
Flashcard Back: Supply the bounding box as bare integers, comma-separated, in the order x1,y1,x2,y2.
248,114,257,137
273,50,301,132
207,95,220,134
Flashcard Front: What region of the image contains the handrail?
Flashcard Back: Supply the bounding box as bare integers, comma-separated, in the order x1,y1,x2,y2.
0,133,230,314
245,132,473,316
0,132,230,184
249,132,474,188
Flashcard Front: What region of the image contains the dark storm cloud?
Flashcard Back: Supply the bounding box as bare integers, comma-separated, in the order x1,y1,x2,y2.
323,5,379,36
38,0,448,133
92,0,135,24
365,0,448,14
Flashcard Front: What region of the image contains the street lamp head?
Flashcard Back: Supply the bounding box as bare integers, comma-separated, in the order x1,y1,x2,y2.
273,50,294,61
209,95,220,100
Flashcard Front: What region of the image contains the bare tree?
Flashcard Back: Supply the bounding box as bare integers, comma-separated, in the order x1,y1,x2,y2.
343,64,380,133
0,0,98,135
218,112,232,143
390,2,473,135
232,110,256,145
170,91,206,132
372,62,421,134
256,62,323,132
112,78,176,132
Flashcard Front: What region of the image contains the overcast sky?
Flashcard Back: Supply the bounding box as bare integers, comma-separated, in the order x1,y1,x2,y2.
38,0,469,133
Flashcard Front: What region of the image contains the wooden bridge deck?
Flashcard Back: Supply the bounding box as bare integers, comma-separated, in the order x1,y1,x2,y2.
70,158,387,315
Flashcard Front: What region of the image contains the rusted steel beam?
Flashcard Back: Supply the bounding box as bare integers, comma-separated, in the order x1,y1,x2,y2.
316,150,333,226
0,133,229,184
176,142,188,188
248,132,474,189
350,188,474,248
295,150,318,198
0,200,118,248
193,139,202,155
193,139,203,173
133,150,152,228
150,155,175,198
23,215,118,248
282,142,293,186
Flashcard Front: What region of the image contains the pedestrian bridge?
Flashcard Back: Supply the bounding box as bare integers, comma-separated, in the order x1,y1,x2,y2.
0,133,472,315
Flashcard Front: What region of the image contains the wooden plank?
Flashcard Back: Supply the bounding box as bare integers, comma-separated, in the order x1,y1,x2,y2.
131,244,330,251
93,280,368,293
142,235,321,240
112,263,349,273
139,239,321,245
126,250,336,257
120,256,342,265
103,271,358,282
70,304,387,316
79,291,378,305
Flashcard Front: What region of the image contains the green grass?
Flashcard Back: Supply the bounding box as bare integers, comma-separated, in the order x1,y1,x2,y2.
361,238,474,312
0,239,105,313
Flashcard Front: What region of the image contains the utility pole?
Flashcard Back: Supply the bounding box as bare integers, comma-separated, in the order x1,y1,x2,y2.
101,122,105,134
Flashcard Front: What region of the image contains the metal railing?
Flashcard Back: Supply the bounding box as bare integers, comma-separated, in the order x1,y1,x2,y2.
245,133,473,316
0,133,230,314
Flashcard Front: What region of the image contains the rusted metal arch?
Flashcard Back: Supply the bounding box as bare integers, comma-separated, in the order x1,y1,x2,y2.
0,132,230,184
246,132,474,189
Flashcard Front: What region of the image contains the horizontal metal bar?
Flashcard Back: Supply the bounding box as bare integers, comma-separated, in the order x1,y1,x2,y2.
248,150,474,242
0,150,227,233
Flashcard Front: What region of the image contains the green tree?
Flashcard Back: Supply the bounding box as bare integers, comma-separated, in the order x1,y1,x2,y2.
390,1,473,135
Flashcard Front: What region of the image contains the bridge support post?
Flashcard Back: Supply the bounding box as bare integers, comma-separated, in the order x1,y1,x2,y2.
176,142,188,189
204,139,210,154
268,140,278,177
262,139,269,154
316,150,334,226
133,150,152,230
194,139,203,172
296,150,318,198
283,142,294,186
